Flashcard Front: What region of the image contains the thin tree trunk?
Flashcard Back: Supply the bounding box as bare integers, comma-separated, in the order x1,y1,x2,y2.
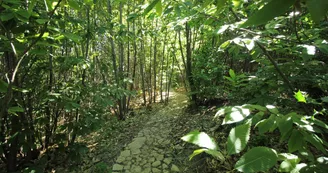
185,22,196,102
160,30,167,102
153,20,158,103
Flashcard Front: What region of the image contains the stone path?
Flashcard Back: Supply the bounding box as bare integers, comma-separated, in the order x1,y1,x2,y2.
112,93,188,173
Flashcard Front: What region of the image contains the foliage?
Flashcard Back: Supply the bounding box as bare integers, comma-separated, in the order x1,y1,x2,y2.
183,104,328,172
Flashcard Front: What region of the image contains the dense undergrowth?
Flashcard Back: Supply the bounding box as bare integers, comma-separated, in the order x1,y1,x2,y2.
1,0,328,172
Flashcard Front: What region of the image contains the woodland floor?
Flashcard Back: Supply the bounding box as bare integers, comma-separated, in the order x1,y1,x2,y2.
20,92,226,173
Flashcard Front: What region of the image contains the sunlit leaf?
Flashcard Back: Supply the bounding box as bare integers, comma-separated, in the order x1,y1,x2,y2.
229,69,236,79
266,105,279,114
143,0,160,16
155,0,162,16
216,106,251,125
227,120,251,155
181,130,218,150
294,90,306,103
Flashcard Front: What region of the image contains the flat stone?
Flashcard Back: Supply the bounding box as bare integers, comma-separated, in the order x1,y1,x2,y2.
155,154,164,161
112,164,123,171
171,164,180,172
132,149,141,155
163,158,172,165
121,150,131,157
152,160,161,167
152,168,161,173
124,165,131,170
116,156,125,163
128,137,146,150
132,165,142,172
149,157,155,162
142,167,152,173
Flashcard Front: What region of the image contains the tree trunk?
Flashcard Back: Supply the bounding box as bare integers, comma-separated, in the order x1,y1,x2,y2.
185,22,196,102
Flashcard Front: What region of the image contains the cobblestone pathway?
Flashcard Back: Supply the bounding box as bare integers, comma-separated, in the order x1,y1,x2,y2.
112,93,188,173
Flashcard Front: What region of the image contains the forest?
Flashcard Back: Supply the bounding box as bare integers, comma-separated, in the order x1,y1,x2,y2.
1,0,328,172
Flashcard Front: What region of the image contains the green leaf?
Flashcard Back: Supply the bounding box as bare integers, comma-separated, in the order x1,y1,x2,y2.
216,0,228,12
279,159,300,172
229,69,236,79
215,106,251,125
278,153,300,172
63,33,82,43
15,9,30,19
189,148,225,161
306,0,328,23
232,0,242,8
36,19,48,24
0,11,14,21
243,104,267,112
155,0,162,16
8,106,24,116
205,149,225,161
241,0,296,27
143,0,160,16
227,120,251,155
266,105,279,114
68,0,80,10
288,129,303,153
189,148,206,160
0,79,8,93
321,96,328,103
256,114,276,134
181,130,218,150
235,147,278,173
302,132,327,154
294,90,306,103
278,115,293,140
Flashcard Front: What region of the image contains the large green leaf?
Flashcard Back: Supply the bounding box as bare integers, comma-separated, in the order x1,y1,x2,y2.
229,69,236,79
278,115,293,141
227,120,251,155
288,129,303,153
306,0,328,23
241,0,296,27
235,147,278,173
181,130,218,150
143,0,161,16
256,114,276,134
302,131,327,154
